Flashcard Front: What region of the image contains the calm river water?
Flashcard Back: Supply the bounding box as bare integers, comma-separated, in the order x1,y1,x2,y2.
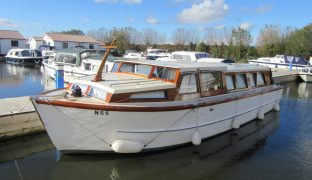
0,62,312,180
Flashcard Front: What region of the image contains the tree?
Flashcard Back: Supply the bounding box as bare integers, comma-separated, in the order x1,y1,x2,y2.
142,28,166,46
285,23,312,59
230,27,252,62
196,42,207,52
60,29,85,35
172,28,199,50
256,25,292,57
87,28,109,41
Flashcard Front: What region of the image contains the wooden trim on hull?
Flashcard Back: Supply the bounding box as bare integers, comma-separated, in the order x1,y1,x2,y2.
33,86,283,112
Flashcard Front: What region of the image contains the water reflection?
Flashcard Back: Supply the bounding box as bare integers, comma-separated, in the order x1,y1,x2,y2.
297,82,312,98
0,62,43,98
0,133,56,180
0,62,62,98
53,112,279,180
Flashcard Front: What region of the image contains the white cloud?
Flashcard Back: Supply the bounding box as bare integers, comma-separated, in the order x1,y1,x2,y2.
0,18,19,28
256,5,272,14
94,0,141,4
128,17,135,23
215,24,225,30
178,0,229,24
146,16,159,24
82,18,90,22
239,22,252,30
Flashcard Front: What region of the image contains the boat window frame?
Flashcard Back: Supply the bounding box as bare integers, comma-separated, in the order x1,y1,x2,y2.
150,66,179,83
226,74,236,91
114,61,179,83
56,53,78,66
199,70,226,97
235,73,248,89
178,72,199,95
256,71,266,86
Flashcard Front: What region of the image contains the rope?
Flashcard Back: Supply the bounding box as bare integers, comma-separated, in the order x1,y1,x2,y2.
144,108,195,147
15,160,23,180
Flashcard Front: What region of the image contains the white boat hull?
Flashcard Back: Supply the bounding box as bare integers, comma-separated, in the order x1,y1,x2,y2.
33,87,283,153
299,73,312,82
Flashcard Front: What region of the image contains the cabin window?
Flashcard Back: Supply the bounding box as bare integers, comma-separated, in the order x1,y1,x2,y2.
236,74,248,89
179,74,198,94
88,87,107,100
135,64,152,76
226,75,235,90
120,63,135,73
89,44,94,49
172,54,191,61
130,91,166,99
62,43,68,49
11,40,18,47
21,50,31,57
200,72,223,92
152,67,177,80
111,62,120,72
84,63,91,71
57,54,77,64
195,53,209,59
248,73,256,87
256,72,265,86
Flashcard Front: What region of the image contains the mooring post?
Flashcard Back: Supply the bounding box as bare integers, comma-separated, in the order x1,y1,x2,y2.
55,64,64,89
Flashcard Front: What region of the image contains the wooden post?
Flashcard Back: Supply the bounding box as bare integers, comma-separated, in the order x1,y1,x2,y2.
93,39,117,82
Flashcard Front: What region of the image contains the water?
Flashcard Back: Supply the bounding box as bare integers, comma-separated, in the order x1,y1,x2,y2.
0,62,312,179
0,62,55,99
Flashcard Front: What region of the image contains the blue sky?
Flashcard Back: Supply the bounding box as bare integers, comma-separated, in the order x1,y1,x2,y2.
0,0,311,41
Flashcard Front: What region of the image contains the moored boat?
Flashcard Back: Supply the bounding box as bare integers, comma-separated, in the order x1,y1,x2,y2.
32,50,283,154
5,49,42,65
156,51,235,63
248,55,308,70
145,48,170,60
42,49,116,82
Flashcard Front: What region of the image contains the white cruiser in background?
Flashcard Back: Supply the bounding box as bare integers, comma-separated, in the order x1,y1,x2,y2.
157,51,235,63
5,49,43,65
145,48,170,60
123,50,143,59
248,55,309,69
42,49,116,82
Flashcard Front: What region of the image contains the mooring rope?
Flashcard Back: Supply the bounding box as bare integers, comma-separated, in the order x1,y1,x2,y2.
144,108,195,147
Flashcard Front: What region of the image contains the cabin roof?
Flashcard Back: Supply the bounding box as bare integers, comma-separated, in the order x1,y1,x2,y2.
45,33,98,43
0,30,25,40
115,59,270,72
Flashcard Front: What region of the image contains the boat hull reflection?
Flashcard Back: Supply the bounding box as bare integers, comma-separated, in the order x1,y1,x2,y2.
53,111,279,180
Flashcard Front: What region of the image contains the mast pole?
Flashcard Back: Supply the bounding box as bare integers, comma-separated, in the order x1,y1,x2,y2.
93,39,117,82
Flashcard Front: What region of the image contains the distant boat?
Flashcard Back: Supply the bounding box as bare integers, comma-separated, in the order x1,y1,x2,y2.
42,49,116,82
248,55,309,69
123,50,143,59
145,48,170,60
5,49,42,65
156,51,235,63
